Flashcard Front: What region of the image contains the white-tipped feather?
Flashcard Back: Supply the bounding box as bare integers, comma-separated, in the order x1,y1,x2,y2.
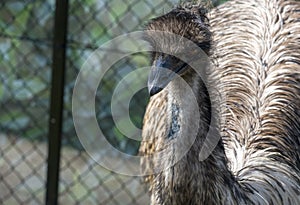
140,0,300,204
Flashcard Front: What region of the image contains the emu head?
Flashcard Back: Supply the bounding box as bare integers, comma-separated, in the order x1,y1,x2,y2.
144,5,211,96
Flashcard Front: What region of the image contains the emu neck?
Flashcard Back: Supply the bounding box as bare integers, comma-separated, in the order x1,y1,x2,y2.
156,71,245,205
166,70,211,153
167,72,204,141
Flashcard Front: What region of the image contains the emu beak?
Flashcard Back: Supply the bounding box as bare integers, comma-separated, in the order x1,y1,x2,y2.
148,54,188,96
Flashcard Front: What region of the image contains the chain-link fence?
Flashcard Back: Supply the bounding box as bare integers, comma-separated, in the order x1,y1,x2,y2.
0,0,226,204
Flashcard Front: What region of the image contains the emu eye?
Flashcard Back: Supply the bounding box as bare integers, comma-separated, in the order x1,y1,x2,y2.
169,55,182,65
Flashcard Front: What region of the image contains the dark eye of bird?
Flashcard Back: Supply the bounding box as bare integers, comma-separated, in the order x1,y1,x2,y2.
170,55,181,63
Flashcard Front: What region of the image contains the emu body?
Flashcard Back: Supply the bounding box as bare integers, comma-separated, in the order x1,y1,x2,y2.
140,0,300,204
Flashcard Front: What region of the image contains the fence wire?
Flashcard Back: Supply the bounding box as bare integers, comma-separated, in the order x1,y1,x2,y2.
0,0,225,204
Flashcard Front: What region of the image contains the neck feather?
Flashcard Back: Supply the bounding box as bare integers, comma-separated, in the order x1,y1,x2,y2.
153,71,247,204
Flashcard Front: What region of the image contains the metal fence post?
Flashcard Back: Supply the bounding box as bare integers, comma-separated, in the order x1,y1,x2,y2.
46,0,69,204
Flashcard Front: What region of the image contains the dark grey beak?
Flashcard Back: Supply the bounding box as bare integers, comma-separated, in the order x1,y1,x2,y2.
148,54,188,96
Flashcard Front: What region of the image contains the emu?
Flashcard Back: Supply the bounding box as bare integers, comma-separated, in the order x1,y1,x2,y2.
140,0,300,204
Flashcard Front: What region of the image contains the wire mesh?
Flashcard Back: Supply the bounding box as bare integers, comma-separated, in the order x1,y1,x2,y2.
0,0,54,204
0,0,226,204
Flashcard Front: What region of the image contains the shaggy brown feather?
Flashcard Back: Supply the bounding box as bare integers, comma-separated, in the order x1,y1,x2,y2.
140,0,300,204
